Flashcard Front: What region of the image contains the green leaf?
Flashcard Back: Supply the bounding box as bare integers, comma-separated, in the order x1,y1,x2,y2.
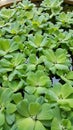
46,89,58,102
36,87,48,95
58,99,73,108
0,0,73,130
0,38,19,55
56,49,67,64
9,42,19,52
25,86,36,94
55,64,68,70
28,54,37,64
33,33,43,47
12,93,23,104
6,114,15,125
0,8,15,20
28,33,48,48
0,58,11,67
11,53,25,67
62,119,71,130
37,103,53,120
35,121,46,130
41,0,63,15
0,38,10,52
29,102,41,116
3,122,11,130
50,83,62,98
6,103,16,114
66,71,73,80
43,48,70,74
61,84,73,98
1,88,13,104
27,70,51,87
17,99,29,117
51,106,61,121
51,118,62,130
8,70,18,81
56,12,73,27
43,49,56,63
24,94,36,103
17,117,35,130
0,111,5,127
0,128,3,130
8,80,24,92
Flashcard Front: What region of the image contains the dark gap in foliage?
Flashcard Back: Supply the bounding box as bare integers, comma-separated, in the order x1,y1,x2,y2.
59,79,66,84
14,88,24,97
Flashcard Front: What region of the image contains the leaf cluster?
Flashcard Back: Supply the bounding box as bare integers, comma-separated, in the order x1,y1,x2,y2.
0,0,73,130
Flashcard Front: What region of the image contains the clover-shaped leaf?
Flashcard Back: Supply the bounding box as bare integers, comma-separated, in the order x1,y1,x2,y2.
41,0,63,16
46,83,73,110
28,33,48,48
0,8,15,20
0,38,19,57
26,70,51,87
42,48,70,74
56,12,73,27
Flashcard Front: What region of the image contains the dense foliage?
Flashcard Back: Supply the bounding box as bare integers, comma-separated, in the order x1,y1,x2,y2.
0,0,73,129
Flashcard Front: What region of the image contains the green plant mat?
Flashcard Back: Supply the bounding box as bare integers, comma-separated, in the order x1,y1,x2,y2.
0,0,73,130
